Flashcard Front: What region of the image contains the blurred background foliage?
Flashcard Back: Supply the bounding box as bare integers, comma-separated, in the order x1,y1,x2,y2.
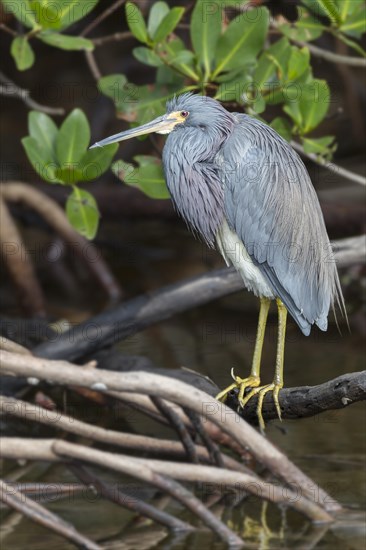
1,0,365,238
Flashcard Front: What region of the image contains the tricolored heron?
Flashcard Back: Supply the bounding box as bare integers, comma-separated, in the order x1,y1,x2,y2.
91,93,346,430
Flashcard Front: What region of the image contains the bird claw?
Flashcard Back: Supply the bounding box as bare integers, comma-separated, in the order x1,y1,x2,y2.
216,374,283,433
241,382,283,433
216,373,260,404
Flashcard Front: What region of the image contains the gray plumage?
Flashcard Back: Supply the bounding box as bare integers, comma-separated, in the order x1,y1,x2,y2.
162,93,344,336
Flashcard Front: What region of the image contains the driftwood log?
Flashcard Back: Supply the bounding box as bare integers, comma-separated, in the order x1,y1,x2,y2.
33,231,365,363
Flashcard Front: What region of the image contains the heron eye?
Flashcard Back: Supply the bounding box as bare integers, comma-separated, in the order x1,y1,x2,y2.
180,111,189,118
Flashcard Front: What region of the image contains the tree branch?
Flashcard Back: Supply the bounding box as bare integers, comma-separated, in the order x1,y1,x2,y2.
0,196,46,316
0,479,101,549
1,182,122,304
0,350,342,512
227,371,366,423
33,233,364,362
291,141,366,187
295,41,366,67
92,31,132,47
0,395,245,471
0,71,64,115
81,0,127,37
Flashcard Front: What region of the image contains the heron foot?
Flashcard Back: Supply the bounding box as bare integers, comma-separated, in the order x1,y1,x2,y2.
241,382,283,433
215,368,261,405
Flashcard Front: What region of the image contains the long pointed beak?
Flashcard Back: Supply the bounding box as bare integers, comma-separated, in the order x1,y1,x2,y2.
90,114,176,149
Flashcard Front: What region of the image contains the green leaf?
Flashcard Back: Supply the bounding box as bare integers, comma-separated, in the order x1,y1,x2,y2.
112,156,170,199
270,117,292,141
213,7,269,77
298,79,330,133
302,0,342,25
125,2,148,43
302,135,336,157
133,46,163,67
153,7,184,43
283,102,303,128
2,0,38,29
156,65,184,86
66,187,99,239
58,0,98,30
279,7,325,41
148,1,170,37
28,0,60,30
38,32,94,50
156,38,199,80
10,36,35,70
78,144,119,181
339,4,366,38
114,83,184,124
215,74,253,102
55,166,84,185
250,94,266,114
56,109,90,165
254,37,290,90
334,31,366,56
21,136,60,183
287,46,310,80
98,74,129,103
28,111,58,160
191,0,222,77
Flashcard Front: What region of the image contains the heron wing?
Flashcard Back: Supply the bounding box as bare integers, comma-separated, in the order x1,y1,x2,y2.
220,114,338,335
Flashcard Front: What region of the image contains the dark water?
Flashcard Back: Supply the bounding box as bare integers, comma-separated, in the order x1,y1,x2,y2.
1,220,365,549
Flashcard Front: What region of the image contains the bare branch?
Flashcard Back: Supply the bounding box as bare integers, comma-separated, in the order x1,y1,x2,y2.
33,232,364,362
0,336,32,356
0,351,341,512
81,0,127,37
0,395,245,471
0,479,101,549
1,438,334,523
291,141,366,187
297,41,366,67
92,31,132,47
53,442,244,547
1,183,122,303
0,196,46,316
68,463,194,533
232,371,366,423
0,71,64,115
84,50,102,81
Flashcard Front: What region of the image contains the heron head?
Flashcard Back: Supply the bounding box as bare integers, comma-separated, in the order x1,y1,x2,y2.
89,93,234,149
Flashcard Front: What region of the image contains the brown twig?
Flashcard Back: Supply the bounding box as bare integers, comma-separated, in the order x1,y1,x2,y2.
34,229,363,362
0,24,17,37
291,141,366,187
81,0,127,37
0,336,32,355
35,267,245,360
0,71,65,115
0,479,102,549
151,396,199,464
1,438,333,524
53,441,244,547
232,370,366,422
183,407,224,468
84,50,102,81
1,182,122,303
0,351,341,513
68,462,194,532
0,395,245,471
92,31,133,47
296,40,366,67
0,196,46,316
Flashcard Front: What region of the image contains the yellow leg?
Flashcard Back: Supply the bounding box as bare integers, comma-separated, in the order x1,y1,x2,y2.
216,297,271,404
241,298,287,431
